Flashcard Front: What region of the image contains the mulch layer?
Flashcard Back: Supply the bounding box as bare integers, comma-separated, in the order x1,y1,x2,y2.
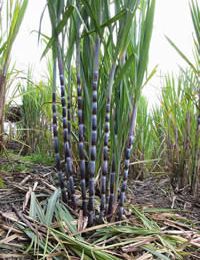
0,157,200,259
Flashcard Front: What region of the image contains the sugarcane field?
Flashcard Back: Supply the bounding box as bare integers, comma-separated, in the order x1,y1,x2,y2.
0,0,200,259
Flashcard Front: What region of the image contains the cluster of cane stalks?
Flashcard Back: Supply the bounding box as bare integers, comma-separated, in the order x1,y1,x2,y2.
45,0,155,226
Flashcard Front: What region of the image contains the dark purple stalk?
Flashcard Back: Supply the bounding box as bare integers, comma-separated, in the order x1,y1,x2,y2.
100,63,116,219
57,46,76,209
76,23,87,217
67,61,72,149
107,160,116,216
88,37,100,226
119,104,137,219
52,62,67,202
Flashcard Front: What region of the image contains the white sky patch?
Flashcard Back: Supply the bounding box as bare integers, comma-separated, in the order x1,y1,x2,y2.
11,0,49,80
143,0,194,108
11,0,194,107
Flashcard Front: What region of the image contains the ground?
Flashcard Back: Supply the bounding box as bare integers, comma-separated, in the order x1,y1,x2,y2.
0,155,200,259
131,176,200,224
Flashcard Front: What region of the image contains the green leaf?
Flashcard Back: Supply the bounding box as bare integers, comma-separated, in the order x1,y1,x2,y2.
55,5,74,35
45,189,60,225
3,0,28,74
166,36,199,75
42,4,74,58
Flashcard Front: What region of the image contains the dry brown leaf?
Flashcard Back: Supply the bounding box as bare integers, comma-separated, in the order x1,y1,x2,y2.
122,237,156,253
23,186,32,211
77,210,84,232
136,253,154,260
0,224,23,235
77,210,88,232
33,181,38,191
41,180,57,191
122,253,134,260
0,254,27,258
0,211,19,222
19,175,31,186
0,234,19,244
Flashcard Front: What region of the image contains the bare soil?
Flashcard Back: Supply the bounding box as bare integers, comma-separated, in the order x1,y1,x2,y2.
130,176,200,225
1,162,199,224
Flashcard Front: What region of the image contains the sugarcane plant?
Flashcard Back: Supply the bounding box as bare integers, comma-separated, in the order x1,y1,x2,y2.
0,0,28,150
44,0,156,225
151,73,197,189
167,0,200,197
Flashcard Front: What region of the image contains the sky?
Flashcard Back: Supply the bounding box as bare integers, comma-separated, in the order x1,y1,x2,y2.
144,0,194,107
11,0,194,107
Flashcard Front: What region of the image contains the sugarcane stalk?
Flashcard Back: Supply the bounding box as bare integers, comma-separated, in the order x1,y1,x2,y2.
76,17,87,217
119,104,137,218
67,64,71,148
67,92,71,147
57,45,76,209
100,63,116,219
88,37,100,226
106,53,126,217
52,59,67,202
107,159,116,216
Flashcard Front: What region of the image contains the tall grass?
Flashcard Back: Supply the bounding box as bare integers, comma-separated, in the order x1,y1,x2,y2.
167,0,200,196
16,68,55,156
0,0,27,147
151,73,197,189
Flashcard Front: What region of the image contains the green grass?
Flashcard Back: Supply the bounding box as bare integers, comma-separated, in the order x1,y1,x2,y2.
22,153,54,165
0,151,54,173
0,178,6,188
0,162,29,173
